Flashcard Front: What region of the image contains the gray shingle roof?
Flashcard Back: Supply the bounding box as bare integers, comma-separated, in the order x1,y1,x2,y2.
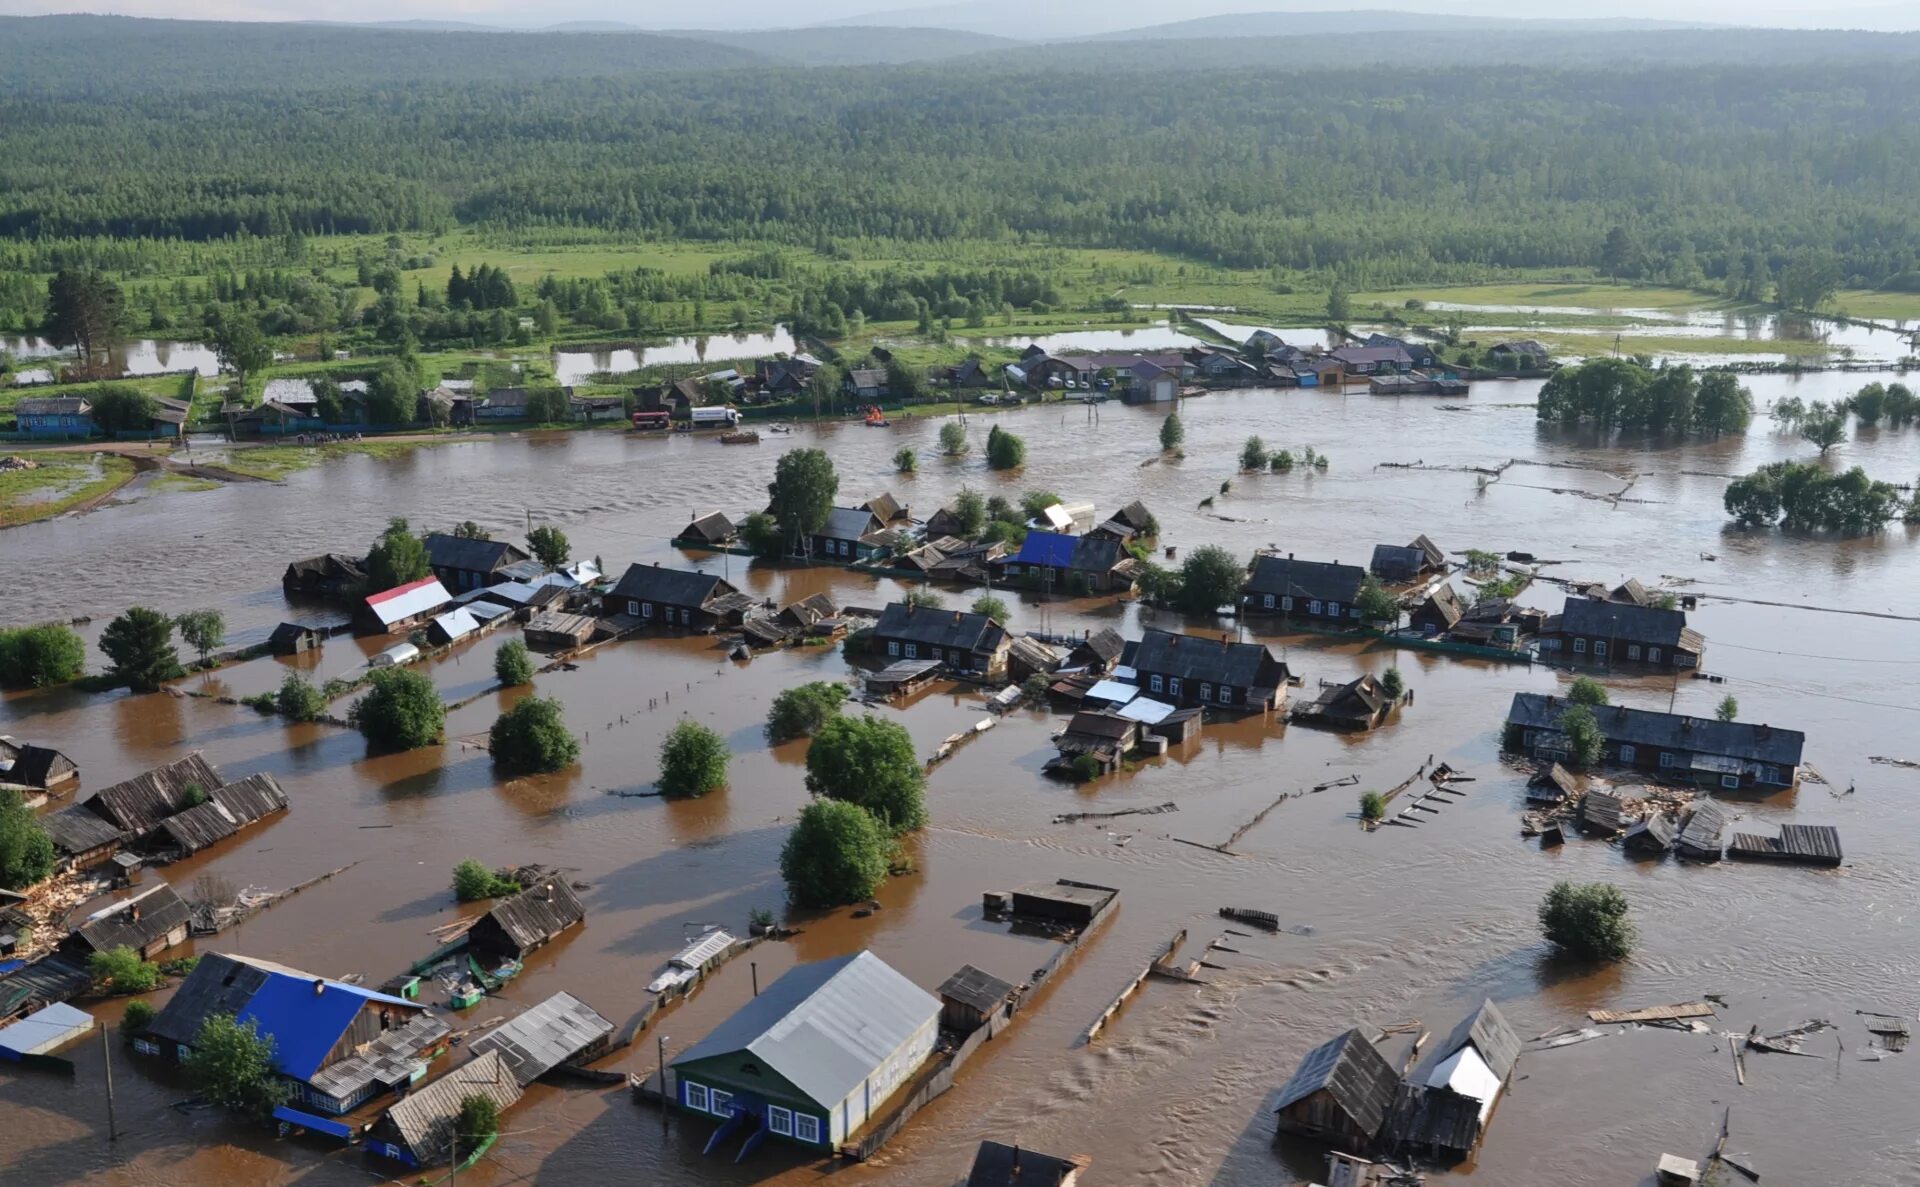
71,884,189,954
85,753,224,834
671,950,938,1109
468,991,614,1086
382,1049,523,1163
819,506,883,542
1435,999,1520,1080
937,965,1015,1016
1506,692,1804,768
1243,555,1367,603
1556,596,1696,650
423,533,528,575
40,805,125,855
1273,1028,1399,1138
608,564,735,609
874,603,1006,654
1131,628,1288,691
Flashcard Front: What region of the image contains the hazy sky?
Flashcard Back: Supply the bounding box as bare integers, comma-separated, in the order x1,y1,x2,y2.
2,0,1914,34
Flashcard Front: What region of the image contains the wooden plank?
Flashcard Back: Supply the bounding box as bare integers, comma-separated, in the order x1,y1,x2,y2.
1589,1002,1717,1024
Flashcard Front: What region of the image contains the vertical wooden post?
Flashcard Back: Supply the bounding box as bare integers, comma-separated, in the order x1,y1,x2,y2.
101,1024,118,1142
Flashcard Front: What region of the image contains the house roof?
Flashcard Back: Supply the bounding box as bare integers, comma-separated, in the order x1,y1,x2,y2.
85,752,224,834
284,553,366,584
482,387,530,408
863,492,904,523
681,511,736,542
477,879,586,954
1071,628,1126,665
671,950,938,1110
937,965,1016,1016
1063,711,1138,742
1273,1028,1399,1139
364,577,454,628
382,1049,524,1162
1110,500,1154,533
14,397,92,416
847,368,887,388
1131,629,1287,691
468,991,615,1086
423,533,529,575
1330,344,1414,367
1308,674,1389,718
1068,535,1124,574
1678,800,1730,852
1011,530,1077,569
153,773,289,854
608,564,735,609
1244,554,1367,603
0,1001,95,1057
1435,999,1520,1081
966,1140,1084,1187
820,506,883,542
1507,693,1803,767
874,603,1006,655
231,963,421,1081
428,607,480,643
71,884,191,954
2,742,74,789
1492,339,1550,356
1556,596,1697,650
307,1008,451,1102
40,805,125,855
1418,584,1465,628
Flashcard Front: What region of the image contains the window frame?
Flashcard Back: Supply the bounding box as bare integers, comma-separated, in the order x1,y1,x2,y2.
1169,677,1182,697
767,1105,793,1137
1200,682,1213,702
1263,593,1275,609
709,1088,734,1118
631,600,643,616
1659,752,1676,769
685,1082,709,1113
1310,600,1323,616
1722,774,1741,790
793,1113,821,1144
1149,674,1164,693
903,643,918,659
1619,744,1637,763
1594,640,1608,658
1327,602,1340,618
887,640,901,657
1281,596,1294,611
1573,638,1587,654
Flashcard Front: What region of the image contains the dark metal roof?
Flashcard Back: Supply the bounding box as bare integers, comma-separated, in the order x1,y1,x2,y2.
40,806,125,855
937,965,1016,1016
1507,693,1805,768
14,397,92,416
1244,554,1367,603
423,533,529,575
308,1009,451,1101
966,1141,1083,1187
85,753,224,834
475,879,585,955
1131,629,1288,691
874,603,1007,654
1063,711,1138,742
820,506,883,542
608,563,735,609
147,951,269,1047
0,953,92,1018
1555,596,1697,650
468,991,614,1086
1436,999,1521,1080
71,884,190,954
1273,1028,1400,1139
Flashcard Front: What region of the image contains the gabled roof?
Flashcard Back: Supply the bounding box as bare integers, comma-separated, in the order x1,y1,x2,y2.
423,533,529,575
1330,344,1413,367
152,773,289,854
71,884,191,954
476,879,585,954
1678,800,1729,852
1418,584,1465,628
1011,530,1077,568
819,506,884,542
681,511,736,542
469,991,615,1086
1244,554,1367,603
672,950,938,1109
85,752,224,834
382,1049,523,1163
862,492,904,523
1506,693,1804,767
1069,535,1125,574
937,965,1015,1016
364,577,453,628
39,805,125,855
1130,629,1288,691
1273,1028,1400,1139
14,397,92,416
1071,628,1126,665
1063,711,1138,742
1555,596,1694,649
231,962,422,1081
2,742,74,789
873,603,1006,654
1110,500,1155,533
608,564,735,609
1491,339,1550,356
1435,999,1520,1080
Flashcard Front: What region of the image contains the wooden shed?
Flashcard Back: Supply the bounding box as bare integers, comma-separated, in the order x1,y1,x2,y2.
367,1050,523,1168
937,964,1016,1034
523,611,596,651
1579,789,1623,835
1273,1029,1400,1154
267,623,326,656
1675,800,1729,861
0,738,78,793
1006,879,1118,929
466,879,586,963
1728,824,1842,867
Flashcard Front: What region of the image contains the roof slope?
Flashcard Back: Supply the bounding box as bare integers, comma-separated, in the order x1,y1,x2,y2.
1435,999,1520,1080
608,563,734,608
365,577,454,627
40,805,126,854
85,752,224,833
967,1140,1084,1187
1011,530,1077,568
468,991,615,1085
1131,628,1286,689
1556,596,1693,648
1273,1028,1399,1139
4,743,75,788
153,773,289,854
478,879,586,953
874,602,1005,653
1244,554,1367,602
1507,693,1804,767
672,950,939,1109
149,952,421,1072
72,883,190,953
820,505,884,542
383,1049,523,1163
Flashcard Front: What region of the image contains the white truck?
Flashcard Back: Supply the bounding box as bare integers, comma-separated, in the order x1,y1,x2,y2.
689,405,742,429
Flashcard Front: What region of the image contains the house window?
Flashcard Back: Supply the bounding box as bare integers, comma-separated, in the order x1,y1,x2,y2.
1217,687,1233,705
1310,600,1323,616
1573,638,1587,654
709,1089,734,1118
1763,766,1782,784
1722,775,1741,790
1281,596,1294,611
931,647,943,661
888,641,901,657
1659,752,1675,768
1262,594,1275,609
1649,648,1662,664
1200,683,1213,702
685,1083,709,1113
1169,678,1182,697
1149,675,1164,693
629,600,641,616
1627,645,1641,660
1619,745,1637,762
1594,641,1608,658
767,1106,793,1136
794,1114,821,1144
904,643,918,659
1327,602,1340,618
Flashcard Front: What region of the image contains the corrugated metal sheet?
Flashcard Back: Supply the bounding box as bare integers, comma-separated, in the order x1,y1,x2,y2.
382,1049,523,1163
365,578,453,628
671,950,939,1110
307,1009,450,1101
235,967,421,1081
468,991,614,1086
1114,697,1175,725
0,1001,94,1055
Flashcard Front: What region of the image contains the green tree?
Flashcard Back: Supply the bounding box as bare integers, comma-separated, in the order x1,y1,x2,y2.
488,695,579,775
1716,694,1740,722
893,446,916,474
175,608,226,665
902,588,943,609
972,594,1010,621
765,681,849,743
535,299,559,335
939,420,969,456
348,667,445,750
1355,575,1399,624
185,1014,291,1120
274,672,327,721
658,719,729,798
452,520,491,540
1848,382,1888,428
526,525,570,568
1558,704,1606,768
0,789,57,890
88,387,157,435
805,713,927,835
1359,791,1387,821
1567,676,1610,706
1326,279,1351,323
494,640,535,686
1159,409,1184,451
986,424,1026,470
951,487,986,537
89,945,162,994
99,606,183,691
44,269,124,365
1019,489,1061,521
365,359,418,424
739,510,784,559
120,998,157,1037
1378,667,1405,701
1775,252,1841,311
1239,435,1268,471
767,448,840,550
1134,560,1183,607
452,859,517,902
0,623,87,688
1176,545,1242,614
456,1093,501,1156
366,517,429,590
211,311,272,381
779,799,890,907
1539,881,1635,962
1724,460,1899,533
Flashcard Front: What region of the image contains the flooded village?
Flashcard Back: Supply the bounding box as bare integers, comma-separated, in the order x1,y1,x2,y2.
5,332,1920,1187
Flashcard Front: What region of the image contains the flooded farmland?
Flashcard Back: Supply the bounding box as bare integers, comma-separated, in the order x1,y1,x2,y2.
5,374,1920,1187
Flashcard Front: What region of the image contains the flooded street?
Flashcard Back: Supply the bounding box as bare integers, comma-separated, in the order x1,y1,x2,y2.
5,375,1920,1187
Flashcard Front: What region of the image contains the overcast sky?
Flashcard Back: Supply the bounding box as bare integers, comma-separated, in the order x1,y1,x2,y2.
2,0,1914,34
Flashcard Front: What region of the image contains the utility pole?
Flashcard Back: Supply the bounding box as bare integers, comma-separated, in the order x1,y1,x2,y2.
750,962,759,997
101,1024,117,1143
658,1033,671,1135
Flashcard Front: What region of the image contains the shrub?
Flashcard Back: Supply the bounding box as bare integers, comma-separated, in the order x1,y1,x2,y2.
1716,694,1739,722
971,594,1010,621
489,695,580,775
1069,754,1104,782
348,667,446,750
186,1014,290,1119
986,424,1026,469
1240,435,1268,471
804,714,927,835
89,945,162,995
903,588,944,609
0,623,87,688
275,673,327,721
1359,791,1387,821
494,640,535,687
1176,545,1243,614
1355,575,1399,624
1378,667,1404,701
938,420,969,455
1159,410,1184,450
0,789,57,890
1567,676,1609,706
658,719,730,798
894,447,917,473
951,487,986,536
120,998,157,1036
452,859,519,902
780,800,890,907
99,606,184,691
765,681,848,744
1539,881,1635,962
739,510,784,559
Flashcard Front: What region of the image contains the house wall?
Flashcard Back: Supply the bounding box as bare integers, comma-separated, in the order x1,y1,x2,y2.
1514,728,1789,790
616,597,715,630
875,636,1004,678
1276,1089,1373,1153
1136,669,1269,711
675,1056,831,1150
1243,591,1364,623
829,1012,938,1145
17,414,95,438
1542,634,1699,668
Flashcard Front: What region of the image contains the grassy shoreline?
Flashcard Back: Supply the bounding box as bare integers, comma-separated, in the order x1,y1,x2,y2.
0,453,137,527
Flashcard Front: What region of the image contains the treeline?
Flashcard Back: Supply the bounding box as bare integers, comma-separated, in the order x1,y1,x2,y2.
7,64,1920,287
1538,359,1753,437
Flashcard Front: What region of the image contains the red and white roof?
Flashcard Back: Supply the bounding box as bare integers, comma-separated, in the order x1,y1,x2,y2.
365,577,452,627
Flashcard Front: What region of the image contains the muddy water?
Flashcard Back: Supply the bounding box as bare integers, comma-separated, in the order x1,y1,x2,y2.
5,377,1920,1187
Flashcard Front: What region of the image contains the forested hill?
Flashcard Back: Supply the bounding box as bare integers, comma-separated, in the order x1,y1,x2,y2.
657,25,1021,65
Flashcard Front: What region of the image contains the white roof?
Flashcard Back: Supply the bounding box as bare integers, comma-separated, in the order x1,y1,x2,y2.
1110,664,1139,681
1114,696,1175,725
1039,504,1074,530
376,642,420,665
466,601,513,622
0,1002,94,1056
365,578,452,627
670,928,736,971
431,608,479,641
1084,679,1139,706
1427,1046,1503,1124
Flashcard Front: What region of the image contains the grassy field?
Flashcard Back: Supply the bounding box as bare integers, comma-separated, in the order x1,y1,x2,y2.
0,453,137,526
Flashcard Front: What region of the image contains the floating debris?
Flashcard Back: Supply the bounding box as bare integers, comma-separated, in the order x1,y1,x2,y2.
1588,1002,1716,1025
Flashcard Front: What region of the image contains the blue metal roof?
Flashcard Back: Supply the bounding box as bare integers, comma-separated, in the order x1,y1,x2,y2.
238,971,417,1082
1012,530,1076,568
273,1105,357,1139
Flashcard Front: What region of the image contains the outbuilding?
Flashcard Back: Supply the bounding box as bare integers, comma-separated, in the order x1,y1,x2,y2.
466,879,586,964
1272,1028,1400,1154
366,1049,522,1167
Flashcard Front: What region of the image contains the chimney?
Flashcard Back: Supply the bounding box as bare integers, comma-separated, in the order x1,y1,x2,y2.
545,883,555,902
129,905,141,922
312,978,326,996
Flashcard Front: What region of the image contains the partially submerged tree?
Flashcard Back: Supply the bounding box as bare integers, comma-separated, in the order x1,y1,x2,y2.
348,667,446,750
893,446,916,473
1716,694,1740,722
765,681,849,744
0,623,87,688
89,945,162,995
99,606,184,691
986,424,1026,470
488,695,580,775
494,640,535,687
186,1014,291,1120
1567,676,1610,706
767,448,840,553
779,799,890,908
1355,575,1399,625
1557,704,1606,768
1159,409,1184,451
804,713,927,835
274,673,326,722
0,789,57,890
175,608,226,666
1539,881,1635,962
1176,545,1243,614
738,511,783,559
526,525,570,569
938,420,969,456
971,594,1010,622
366,517,429,589
658,719,729,798
452,859,520,902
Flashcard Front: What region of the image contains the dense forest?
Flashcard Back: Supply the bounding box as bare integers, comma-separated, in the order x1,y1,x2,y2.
6,17,1920,293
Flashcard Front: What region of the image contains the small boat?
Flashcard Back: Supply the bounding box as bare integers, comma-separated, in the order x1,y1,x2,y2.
718,430,760,445
767,423,793,433
863,405,890,427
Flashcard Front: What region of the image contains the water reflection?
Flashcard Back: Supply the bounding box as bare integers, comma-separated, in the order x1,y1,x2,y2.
0,334,222,377
551,326,798,383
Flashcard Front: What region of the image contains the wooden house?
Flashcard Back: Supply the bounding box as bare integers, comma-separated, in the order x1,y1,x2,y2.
267,622,325,656
1051,711,1140,776
282,553,368,600
1004,879,1117,928
357,577,454,635
39,807,126,871
1129,628,1290,712
149,772,289,857
923,505,969,539
1328,344,1414,376
1384,1000,1520,1163
1622,812,1677,857
1410,584,1465,636
1369,535,1446,583
12,397,95,439
1364,333,1438,368
1488,340,1550,369
1065,628,1126,675
466,879,586,964
812,505,886,562
1540,597,1704,668
1272,1029,1400,1154
675,511,738,549
995,530,1133,594
1240,554,1368,624
82,753,225,838
523,611,596,651
606,564,755,631
476,387,531,421
0,738,77,793
1504,693,1803,791
1727,824,1842,867
468,991,615,1086
59,883,190,961
937,965,1016,1034
1580,789,1624,835
1290,675,1394,731
871,602,1010,680
966,1141,1087,1187
422,533,531,593
366,1049,521,1167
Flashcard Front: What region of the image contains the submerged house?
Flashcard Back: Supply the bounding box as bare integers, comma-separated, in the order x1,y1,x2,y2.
1129,628,1290,712
367,1049,521,1167
606,564,756,631
1675,800,1730,861
59,883,191,962
676,511,738,549
282,553,368,600
1240,554,1368,624
1369,536,1446,583
465,879,586,964
1050,711,1141,776
149,773,289,857
0,738,77,794
1273,1028,1400,1154
81,753,225,839
1504,693,1803,791
1409,584,1465,636
871,602,1010,680
267,622,325,656
1540,597,1704,669
39,806,126,871
966,1141,1088,1187
358,577,454,635
468,991,615,1086
812,506,886,562
1384,1000,1521,1163
422,533,532,592
1290,674,1395,731
995,531,1134,594
144,952,448,1119
669,950,940,1152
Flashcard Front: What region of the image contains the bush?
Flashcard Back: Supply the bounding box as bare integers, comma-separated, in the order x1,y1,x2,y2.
0,623,87,688
1558,704,1606,768
951,487,986,536
1019,489,1061,521
175,608,226,665
1567,676,1608,706
366,517,429,590
986,424,1026,469
739,510,784,559
1716,694,1740,722
120,998,157,1036
275,672,327,721
186,1014,290,1119
1159,410,1184,450
0,789,56,890
893,447,916,473
903,588,944,609
1378,667,1404,701
658,719,729,798
779,800,891,907
1359,791,1387,820
348,667,446,750
452,859,519,902
1539,881,1635,962
939,421,969,455
494,640,535,686
1355,575,1399,624
456,1093,501,1153
99,606,184,691
90,945,162,995
804,714,927,835
1068,754,1104,782
489,695,580,774
1177,545,1243,614
765,681,848,744
971,594,1010,621
1240,435,1268,471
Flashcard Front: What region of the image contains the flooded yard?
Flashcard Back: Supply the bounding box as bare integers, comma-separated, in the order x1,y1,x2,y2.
0,335,222,378
551,327,800,383
4,375,1920,1187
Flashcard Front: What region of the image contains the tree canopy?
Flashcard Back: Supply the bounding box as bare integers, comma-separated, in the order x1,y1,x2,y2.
366,517,429,590
0,789,57,890
0,623,87,688
1724,461,1902,534
1176,545,1243,614
767,448,839,547
99,606,183,691
779,799,891,908
494,640,535,686
186,1014,291,1119
804,713,928,835
765,681,848,744
986,424,1026,470
527,525,570,568
658,719,729,798
348,667,446,750
488,695,580,775
1538,359,1752,436
1539,880,1635,962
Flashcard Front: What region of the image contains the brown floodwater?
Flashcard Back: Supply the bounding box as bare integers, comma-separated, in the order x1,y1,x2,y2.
5,375,1920,1187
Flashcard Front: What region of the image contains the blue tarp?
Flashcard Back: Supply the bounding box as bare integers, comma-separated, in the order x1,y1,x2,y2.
1011,530,1076,568
273,1105,356,1140
238,972,416,1081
